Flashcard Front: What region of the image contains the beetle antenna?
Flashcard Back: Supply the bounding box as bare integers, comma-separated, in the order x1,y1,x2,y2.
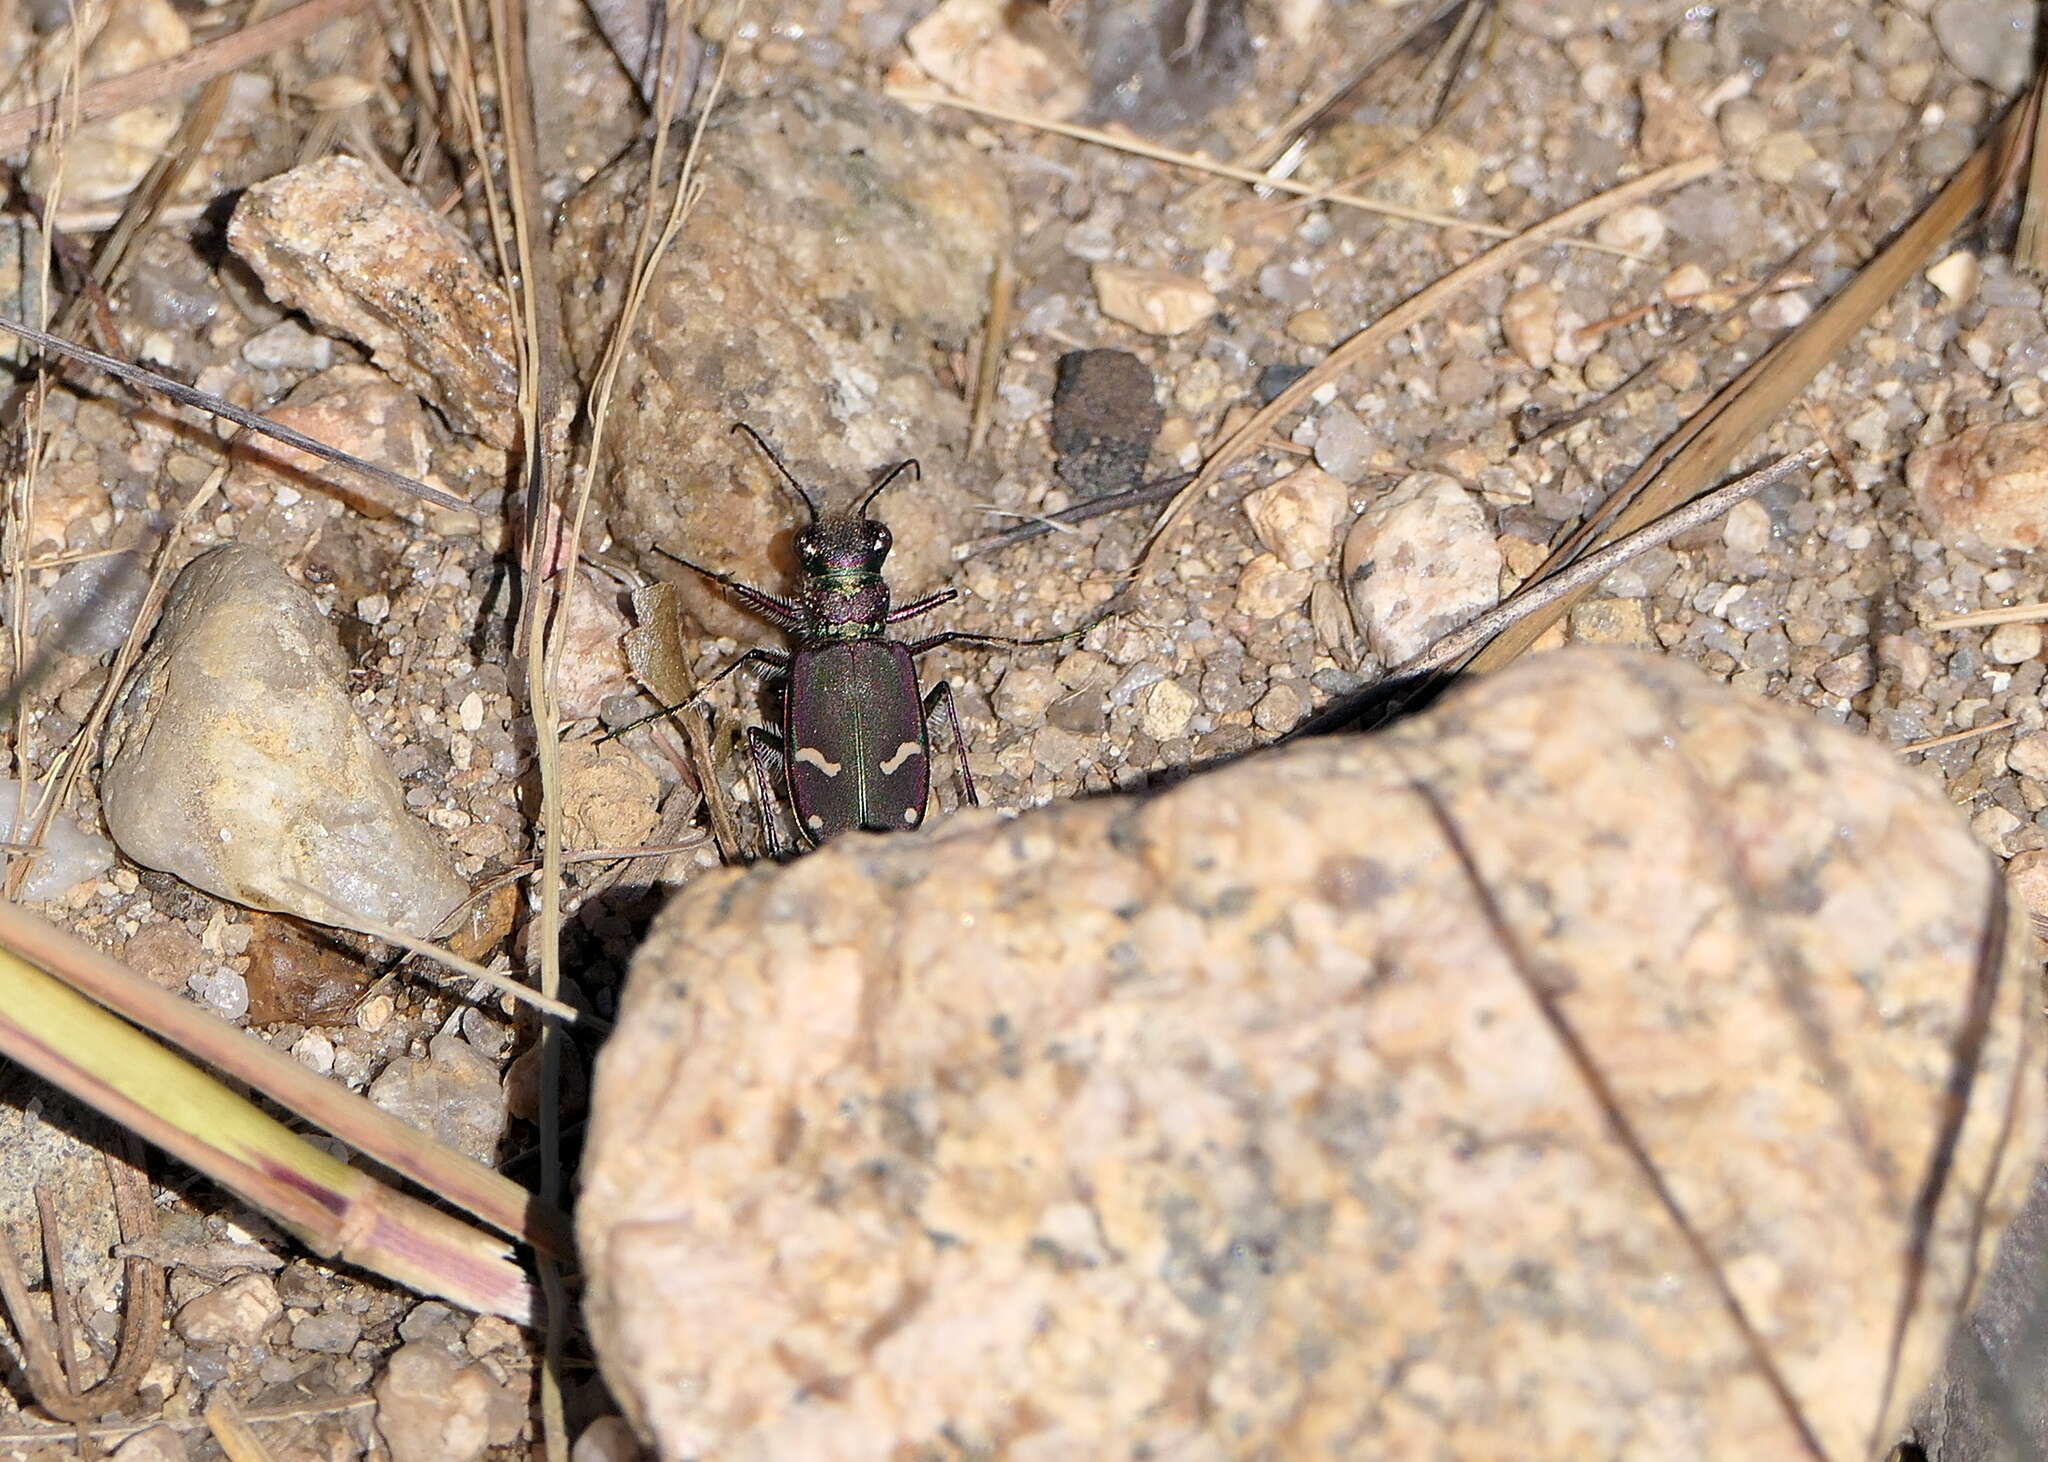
858,457,921,516
730,422,821,523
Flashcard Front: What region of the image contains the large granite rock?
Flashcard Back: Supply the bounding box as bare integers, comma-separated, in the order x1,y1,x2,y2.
581,648,2043,1460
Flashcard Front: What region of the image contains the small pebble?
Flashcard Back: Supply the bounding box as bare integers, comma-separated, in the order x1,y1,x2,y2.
1285,308,1336,345
2009,733,2048,782
1817,652,1876,698
1252,682,1304,734
1750,292,1813,330
1311,406,1373,482
2004,848,2048,926
1593,204,1667,257
174,1273,281,1349
241,320,335,372
1343,474,1502,665
293,1310,364,1354
1242,464,1350,570
1751,130,1818,185
1927,250,1981,307
1091,265,1217,336
993,665,1059,726
1500,283,1558,370
1140,680,1196,741
1235,554,1313,620
368,1033,510,1164
1723,499,1772,556
1989,621,2043,664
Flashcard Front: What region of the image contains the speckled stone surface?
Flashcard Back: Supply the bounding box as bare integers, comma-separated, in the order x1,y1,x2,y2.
228,156,520,449
581,649,2042,1460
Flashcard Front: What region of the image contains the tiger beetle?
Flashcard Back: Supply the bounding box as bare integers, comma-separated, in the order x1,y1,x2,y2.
647,424,1085,858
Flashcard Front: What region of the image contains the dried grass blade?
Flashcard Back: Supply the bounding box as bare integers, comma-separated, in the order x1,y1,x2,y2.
0,898,567,1258
1467,104,2026,674
888,87,1639,256
2015,70,2048,273
0,943,535,1321
0,0,373,153
1129,154,1719,586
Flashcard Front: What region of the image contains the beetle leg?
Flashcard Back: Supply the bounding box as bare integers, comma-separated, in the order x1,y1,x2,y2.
886,588,959,624
905,626,1083,656
653,547,807,632
598,648,790,744
922,680,978,809
744,725,791,860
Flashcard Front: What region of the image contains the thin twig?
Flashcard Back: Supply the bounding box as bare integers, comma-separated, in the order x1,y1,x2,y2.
957,471,1199,559
1130,155,1720,589
1925,603,2048,630
887,88,1644,257
278,877,593,1028
1388,447,1822,680
1897,718,2018,755
0,317,475,513
966,253,1012,457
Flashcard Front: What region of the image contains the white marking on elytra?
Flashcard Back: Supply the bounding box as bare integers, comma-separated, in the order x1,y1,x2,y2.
878,740,924,775
807,814,824,831
794,747,843,776
903,806,919,824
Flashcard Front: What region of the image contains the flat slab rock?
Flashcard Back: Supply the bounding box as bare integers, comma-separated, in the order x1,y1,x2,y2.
581,649,2043,1460
101,544,466,938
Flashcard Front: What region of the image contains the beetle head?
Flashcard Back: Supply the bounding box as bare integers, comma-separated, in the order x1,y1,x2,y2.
796,515,892,577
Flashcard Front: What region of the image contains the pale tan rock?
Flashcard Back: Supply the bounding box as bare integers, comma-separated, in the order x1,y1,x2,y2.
904,0,1087,119
225,364,474,530
174,1273,280,1349
1139,678,1195,741
1241,464,1350,570
1907,421,2048,552
582,649,2042,1461
1927,249,1981,306
229,157,519,448
560,741,661,852
374,1342,523,1462
1091,265,1218,336
558,574,635,722
1501,282,1559,369
1234,552,1311,620
1637,72,1718,165
1343,473,1502,664
101,545,467,938
25,0,190,204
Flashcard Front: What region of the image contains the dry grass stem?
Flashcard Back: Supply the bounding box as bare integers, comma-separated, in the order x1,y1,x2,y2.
0,897,568,1256
1925,604,2048,630
967,253,1013,456
1129,154,1719,586
1897,718,2019,755
888,87,1646,258
278,876,593,1027
0,0,374,152
1467,102,2028,674
205,1395,283,1462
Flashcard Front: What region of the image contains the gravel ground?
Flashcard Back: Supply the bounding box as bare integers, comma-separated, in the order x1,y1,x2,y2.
0,0,2042,1456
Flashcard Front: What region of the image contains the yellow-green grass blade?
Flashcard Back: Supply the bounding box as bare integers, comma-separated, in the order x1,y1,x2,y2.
0,898,569,1260
0,943,535,1321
